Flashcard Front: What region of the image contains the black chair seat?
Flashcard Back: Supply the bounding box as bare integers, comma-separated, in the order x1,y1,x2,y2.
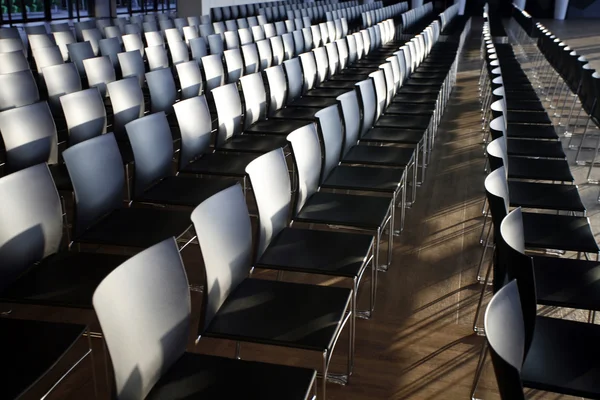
522,212,598,253
532,257,600,310
256,227,374,277
48,164,72,192
507,124,559,140
205,278,352,351
506,111,552,125
270,107,321,121
392,93,439,104
385,103,435,115
76,207,192,248
295,191,391,229
288,96,338,108
410,72,448,79
360,127,424,144
342,66,378,75
405,77,447,86
376,114,431,130
181,152,260,177
508,181,585,212
218,135,288,153
245,119,313,136
505,100,545,112
147,352,316,400
505,91,540,101
316,80,359,89
343,145,415,168
522,316,600,399
322,165,404,193
116,139,134,164
328,72,370,81
0,252,129,308
508,157,573,182
507,139,565,158
136,176,237,207
1,318,87,400
397,86,441,95
304,87,351,98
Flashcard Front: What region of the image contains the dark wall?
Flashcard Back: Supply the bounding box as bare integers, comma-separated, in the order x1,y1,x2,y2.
525,0,555,18
568,0,600,18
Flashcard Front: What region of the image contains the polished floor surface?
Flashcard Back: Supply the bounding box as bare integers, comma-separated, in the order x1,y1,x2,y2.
8,17,600,400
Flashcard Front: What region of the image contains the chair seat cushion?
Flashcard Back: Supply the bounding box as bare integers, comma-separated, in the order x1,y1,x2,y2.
397,86,441,95
0,318,87,400
384,103,435,116
257,227,374,277
148,352,316,400
328,72,370,82
218,135,288,153
316,80,358,89
76,207,192,248
205,278,352,351
295,191,392,229
0,252,129,308
410,72,448,79
181,152,259,177
506,111,552,125
505,99,546,112
522,212,598,253
508,181,584,212
505,91,540,101
508,157,573,182
322,165,405,193
136,176,237,207
507,139,565,158
288,96,338,108
304,87,350,98
522,316,600,399
343,145,415,167
246,119,311,136
376,114,431,130
532,257,600,310
392,93,439,104
270,106,321,121
506,124,559,140
360,128,424,144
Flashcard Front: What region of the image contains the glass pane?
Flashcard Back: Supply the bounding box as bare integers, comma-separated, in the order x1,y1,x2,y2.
24,0,44,18
51,0,70,19
72,0,88,17
116,0,128,14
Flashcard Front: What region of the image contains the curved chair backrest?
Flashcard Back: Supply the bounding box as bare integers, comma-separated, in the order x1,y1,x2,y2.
191,183,252,330
247,16,258,27
93,237,190,400
63,133,124,237
183,26,199,45
60,88,107,147
201,54,226,92
0,38,25,55
223,48,244,83
238,28,253,46
275,21,286,37
386,56,401,94
146,45,169,71
207,34,224,56
394,49,407,86
170,40,190,65
225,19,238,32
369,69,388,119
145,31,164,48
165,28,182,47
82,28,103,56
143,21,159,34
286,123,321,215
174,96,212,168
484,166,510,240
123,33,145,57
28,33,54,52
32,46,63,75
124,23,142,38
66,41,94,76
285,19,295,34
118,50,145,87
486,136,508,173
145,68,177,114
0,70,39,111
224,31,240,50
106,77,144,141
199,24,214,39
354,31,364,60
99,37,122,69
270,35,284,66
241,43,259,75
264,65,287,115
325,42,339,78
283,57,303,103
302,27,314,52
188,15,201,26
190,37,208,64
159,19,175,32
315,105,343,181
126,112,174,197
310,25,321,47
25,24,48,35
379,63,395,109
336,39,349,71
104,26,123,44
245,148,291,259
0,51,29,74
212,83,243,147
264,23,276,39
299,51,317,93
251,26,265,42
0,164,63,292
346,34,357,64
292,30,304,57
240,72,267,129
256,39,273,71
53,30,76,62
83,56,116,98
0,101,58,171
485,280,527,400
43,62,81,115
176,61,203,100
355,78,377,138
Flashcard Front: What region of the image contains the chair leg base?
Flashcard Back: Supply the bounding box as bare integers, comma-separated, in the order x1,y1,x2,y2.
317,372,349,386
356,310,372,319
377,264,389,272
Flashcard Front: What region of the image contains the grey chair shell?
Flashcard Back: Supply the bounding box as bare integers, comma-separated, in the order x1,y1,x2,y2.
201,54,226,92
82,28,103,56
106,77,145,140
224,30,240,50
169,40,190,65
42,63,82,115
251,25,265,42
269,36,284,66
0,38,25,55
292,30,304,56
146,45,169,71
0,164,63,292
60,88,107,146
28,33,55,51
66,41,95,76
282,33,295,60
176,61,203,100
190,37,208,64
118,50,146,87
286,123,321,214
299,52,317,93
145,68,177,114
239,72,267,129
256,39,272,71
173,96,212,168
0,70,39,111
145,30,164,48
283,57,303,102
302,27,314,52
83,56,116,98
32,46,63,74
264,23,276,39
223,48,244,83
123,33,145,57
53,30,76,61
238,28,253,46
241,43,259,75
211,83,242,147
25,24,48,35
0,102,58,172
264,65,287,115
165,28,183,48
207,34,224,55
99,37,122,69
183,25,199,44
0,51,29,74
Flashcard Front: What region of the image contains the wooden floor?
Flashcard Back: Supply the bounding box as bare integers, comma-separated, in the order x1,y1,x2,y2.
10,18,600,400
